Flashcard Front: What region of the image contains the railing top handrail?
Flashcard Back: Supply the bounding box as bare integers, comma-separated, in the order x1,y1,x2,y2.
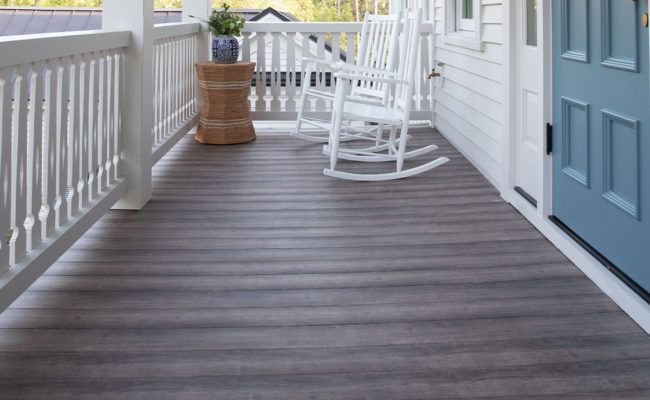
243,22,363,33
242,21,434,34
154,22,202,40
0,29,130,68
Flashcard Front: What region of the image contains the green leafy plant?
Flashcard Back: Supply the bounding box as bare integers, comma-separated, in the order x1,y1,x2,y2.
191,3,246,37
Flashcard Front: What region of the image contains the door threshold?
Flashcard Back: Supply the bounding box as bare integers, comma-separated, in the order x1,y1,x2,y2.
549,216,650,304
514,186,537,208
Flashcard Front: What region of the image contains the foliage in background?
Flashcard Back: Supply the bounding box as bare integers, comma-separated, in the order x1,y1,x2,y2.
0,0,390,22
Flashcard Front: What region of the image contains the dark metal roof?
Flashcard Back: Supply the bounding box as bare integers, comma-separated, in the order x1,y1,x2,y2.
0,7,297,36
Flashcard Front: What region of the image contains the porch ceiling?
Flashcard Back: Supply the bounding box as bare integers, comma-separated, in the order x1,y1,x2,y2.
0,130,648,399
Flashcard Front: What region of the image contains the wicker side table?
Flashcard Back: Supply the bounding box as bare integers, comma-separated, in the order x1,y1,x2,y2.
195,61,256,145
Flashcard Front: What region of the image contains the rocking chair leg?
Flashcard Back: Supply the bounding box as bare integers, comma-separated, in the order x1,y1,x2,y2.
292,64,313,137
388,126,397,155
330,111,343,170
375,123,384,147
396,121,410,172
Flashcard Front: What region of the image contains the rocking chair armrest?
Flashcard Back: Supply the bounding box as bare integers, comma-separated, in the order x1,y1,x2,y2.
331,62,397,77
334,72,408,86
301,57,336,67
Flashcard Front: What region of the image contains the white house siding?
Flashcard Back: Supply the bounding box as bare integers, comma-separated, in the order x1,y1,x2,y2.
432,0,504,188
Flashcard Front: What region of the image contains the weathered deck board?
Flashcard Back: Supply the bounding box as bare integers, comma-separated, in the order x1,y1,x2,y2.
0,131,648,399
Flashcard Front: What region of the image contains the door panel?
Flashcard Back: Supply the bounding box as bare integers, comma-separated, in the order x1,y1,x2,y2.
553,0,650,297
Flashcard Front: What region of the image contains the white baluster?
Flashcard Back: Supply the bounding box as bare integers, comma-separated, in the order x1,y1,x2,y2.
346,33,356,64
172,37,179,131
54,58,68,228
25,63,43,253
270,32,281,111
286,32,297,112
301,32,312,112
112,51,121,183
255,33,266,111
87,53,97,202
42,60,57,240
0,68,12,269
67,56,79,219
180,35,186,122
165,39,172,138
97,52,106,194
10,65,28,264
331,33,341,63
77,54,88,210
153,42,160,145
186,35,192,121
190,36,196,114
315,33,326,109
105,51,114,188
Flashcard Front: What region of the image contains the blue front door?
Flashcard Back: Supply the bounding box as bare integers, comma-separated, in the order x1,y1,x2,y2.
553,0,650,298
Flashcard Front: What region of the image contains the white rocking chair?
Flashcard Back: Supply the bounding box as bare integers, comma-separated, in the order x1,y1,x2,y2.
292,11,402,144
324,9,450,181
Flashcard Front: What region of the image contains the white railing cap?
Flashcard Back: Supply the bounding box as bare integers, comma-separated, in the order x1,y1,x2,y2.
242,21,433,34
0,30,131,68
153,22,202,40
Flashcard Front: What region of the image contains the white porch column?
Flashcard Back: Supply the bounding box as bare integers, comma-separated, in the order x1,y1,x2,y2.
103,0,154,210
183,0,212,108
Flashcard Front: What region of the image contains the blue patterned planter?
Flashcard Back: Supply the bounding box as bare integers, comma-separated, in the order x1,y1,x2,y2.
212,35,239,64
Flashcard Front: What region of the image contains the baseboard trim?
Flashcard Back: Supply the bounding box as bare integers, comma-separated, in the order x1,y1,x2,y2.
514,186,538,208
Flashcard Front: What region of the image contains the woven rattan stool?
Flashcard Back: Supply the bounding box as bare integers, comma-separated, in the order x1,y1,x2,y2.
195,62,256,145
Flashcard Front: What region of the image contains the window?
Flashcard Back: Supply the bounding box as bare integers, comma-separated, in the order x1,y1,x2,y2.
459,0,475,32
526,0,538,47
445,0,483,51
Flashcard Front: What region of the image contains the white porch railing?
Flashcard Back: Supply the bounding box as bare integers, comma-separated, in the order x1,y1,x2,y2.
0,0,211,312
0,0,435,312
152,22,200,163
241,21,434,121
0,30,130,305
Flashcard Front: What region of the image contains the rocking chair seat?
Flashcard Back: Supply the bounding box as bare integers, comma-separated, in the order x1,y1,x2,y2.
342,101,404,125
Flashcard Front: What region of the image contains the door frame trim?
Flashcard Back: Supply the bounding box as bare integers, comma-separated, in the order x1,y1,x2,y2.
502,0,650,333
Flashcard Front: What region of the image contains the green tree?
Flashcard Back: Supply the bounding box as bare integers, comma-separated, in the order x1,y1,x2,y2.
0,0,391,22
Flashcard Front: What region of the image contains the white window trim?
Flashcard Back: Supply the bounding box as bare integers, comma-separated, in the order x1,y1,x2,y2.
444,0,484,51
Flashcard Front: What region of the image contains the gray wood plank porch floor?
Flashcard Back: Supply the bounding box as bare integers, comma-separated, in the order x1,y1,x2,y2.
0,130,648,399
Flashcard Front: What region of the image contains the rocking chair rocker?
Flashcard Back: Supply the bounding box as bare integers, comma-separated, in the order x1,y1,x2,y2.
323,9,450,181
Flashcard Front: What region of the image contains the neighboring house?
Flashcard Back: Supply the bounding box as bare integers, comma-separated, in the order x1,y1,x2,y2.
0,7,179,35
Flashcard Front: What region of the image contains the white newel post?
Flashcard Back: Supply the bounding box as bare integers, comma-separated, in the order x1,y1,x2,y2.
103,0,154,209
182,0,211,52
183,0,212,109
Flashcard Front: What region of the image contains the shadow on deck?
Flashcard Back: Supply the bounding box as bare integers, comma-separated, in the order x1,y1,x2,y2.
0,129,648,399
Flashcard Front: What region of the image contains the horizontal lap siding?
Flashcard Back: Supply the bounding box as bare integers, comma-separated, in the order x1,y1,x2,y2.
433,0,504,188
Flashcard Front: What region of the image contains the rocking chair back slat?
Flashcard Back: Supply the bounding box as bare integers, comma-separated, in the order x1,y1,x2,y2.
353,13,401,102
394,10,423,113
